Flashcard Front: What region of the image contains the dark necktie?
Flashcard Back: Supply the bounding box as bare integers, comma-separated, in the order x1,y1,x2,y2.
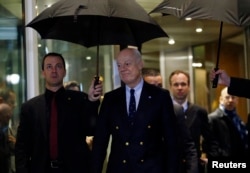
128,89,136,118
50,94,58,160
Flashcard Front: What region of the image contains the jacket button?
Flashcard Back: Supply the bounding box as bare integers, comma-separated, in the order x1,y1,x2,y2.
123,160,127,164
140,141,144,145
147,125,151,129
140,159,144,163
125,142,129,146
115,126,119,130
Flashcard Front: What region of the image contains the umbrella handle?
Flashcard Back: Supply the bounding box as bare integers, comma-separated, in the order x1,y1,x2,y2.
212,67,219,88
212,22,223,88
94,76,100,97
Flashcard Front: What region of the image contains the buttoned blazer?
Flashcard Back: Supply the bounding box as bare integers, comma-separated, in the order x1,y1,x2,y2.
184,103,213,158
208,108,247,159
15,90,99,173
91,82,179,173
228,77,250,99
173,104,198,173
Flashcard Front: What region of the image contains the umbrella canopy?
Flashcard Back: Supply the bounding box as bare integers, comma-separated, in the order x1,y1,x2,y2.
27,0,168,48
150,0,250,87
150,0,250,26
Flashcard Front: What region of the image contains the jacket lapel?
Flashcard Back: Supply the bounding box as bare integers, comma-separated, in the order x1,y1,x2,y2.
38,96,47,139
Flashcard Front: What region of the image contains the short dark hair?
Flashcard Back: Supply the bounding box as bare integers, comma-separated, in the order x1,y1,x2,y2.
142,68,160,77
64,81,80,91
41,52,66,70
0,88,14,102
169,70,190,85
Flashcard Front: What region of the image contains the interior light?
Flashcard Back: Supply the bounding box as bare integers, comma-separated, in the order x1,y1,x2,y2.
192,63,203,67
168,38,175,45
86,56,91,60
196,27,203,33
185,17,192,21
6,74,20,85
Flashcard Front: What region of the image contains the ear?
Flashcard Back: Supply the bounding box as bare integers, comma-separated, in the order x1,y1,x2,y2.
219,96,223,104
139,60,144,70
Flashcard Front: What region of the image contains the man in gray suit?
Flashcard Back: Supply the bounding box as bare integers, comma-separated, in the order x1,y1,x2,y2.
142,68,198,173
91,48,179,173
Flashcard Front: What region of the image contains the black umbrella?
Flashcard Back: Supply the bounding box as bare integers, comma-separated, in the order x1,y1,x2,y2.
27,0,168,83
150,0,250,87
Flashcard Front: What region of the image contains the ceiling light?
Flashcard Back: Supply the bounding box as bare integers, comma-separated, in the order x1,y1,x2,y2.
196,27,203,33
168,38,175,45
86,56,91,60
192,62,203,67
185,17,192,21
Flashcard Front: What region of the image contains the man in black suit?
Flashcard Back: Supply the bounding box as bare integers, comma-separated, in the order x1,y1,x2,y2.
15,53,102,173
91,48,179,173
142,68,198,173
169,70,215,173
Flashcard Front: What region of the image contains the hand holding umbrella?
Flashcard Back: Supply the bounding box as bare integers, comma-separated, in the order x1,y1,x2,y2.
27,0,168,89
150,0,250,88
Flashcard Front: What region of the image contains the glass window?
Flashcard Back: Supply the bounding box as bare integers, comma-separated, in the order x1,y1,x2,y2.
37,40,114,93
0,2,25,131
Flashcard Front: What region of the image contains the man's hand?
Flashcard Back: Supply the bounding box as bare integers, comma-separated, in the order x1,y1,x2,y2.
88,78,103,101
210,69,231,86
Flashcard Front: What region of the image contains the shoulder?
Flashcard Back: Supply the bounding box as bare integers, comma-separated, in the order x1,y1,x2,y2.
64,89,88,99
189,103,207,113
143,81,170,95
102,87,124,101
208,108,223,120
23,94,44,105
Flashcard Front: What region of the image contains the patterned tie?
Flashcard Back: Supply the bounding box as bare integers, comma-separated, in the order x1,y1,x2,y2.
50,94,58,160
129,89,136,118
226,109,248,148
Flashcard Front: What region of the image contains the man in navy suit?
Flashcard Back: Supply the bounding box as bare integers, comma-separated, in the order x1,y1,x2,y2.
15,53,102,173
91,48,179,173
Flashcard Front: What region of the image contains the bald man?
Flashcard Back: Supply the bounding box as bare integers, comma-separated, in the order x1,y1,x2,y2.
208,87,248,165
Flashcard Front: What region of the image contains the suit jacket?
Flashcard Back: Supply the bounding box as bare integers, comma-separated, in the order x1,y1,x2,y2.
208,108,248,161
228,77,250,99
15,88,100,173
91,82,179,173
173,104,198,173
184,103,213,158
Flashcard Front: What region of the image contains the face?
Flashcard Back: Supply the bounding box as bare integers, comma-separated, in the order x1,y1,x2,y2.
220,88,238,111
0,103,12,126
68,86,80,91
42,55,66,91
169,73,189,103
6,92,16,110
116,49,143,88
144,75,162,88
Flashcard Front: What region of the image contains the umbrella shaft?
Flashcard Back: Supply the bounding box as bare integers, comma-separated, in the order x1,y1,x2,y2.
216,22,223,68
